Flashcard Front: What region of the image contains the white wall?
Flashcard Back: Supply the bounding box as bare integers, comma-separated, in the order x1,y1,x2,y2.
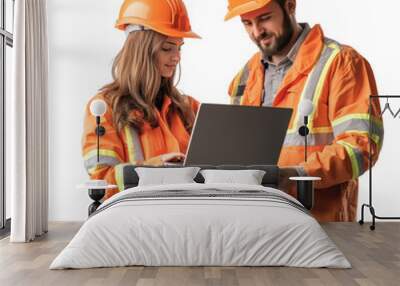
48,0,400,221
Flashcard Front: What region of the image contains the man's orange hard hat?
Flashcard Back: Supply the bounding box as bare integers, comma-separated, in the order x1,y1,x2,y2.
224,0,273,21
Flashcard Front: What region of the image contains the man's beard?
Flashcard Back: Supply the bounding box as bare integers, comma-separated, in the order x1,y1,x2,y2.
255,10,294,57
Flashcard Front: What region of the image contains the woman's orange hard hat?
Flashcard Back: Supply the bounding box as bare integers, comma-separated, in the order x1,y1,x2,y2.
116,0,200,39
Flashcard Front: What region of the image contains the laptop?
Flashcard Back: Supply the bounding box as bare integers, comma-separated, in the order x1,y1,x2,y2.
183,103,292,166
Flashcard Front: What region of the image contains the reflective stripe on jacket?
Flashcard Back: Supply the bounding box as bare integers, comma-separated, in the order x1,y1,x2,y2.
228,25,383,222
82,94,200,200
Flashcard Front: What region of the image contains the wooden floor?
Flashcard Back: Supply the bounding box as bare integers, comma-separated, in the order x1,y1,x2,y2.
0,222,399,286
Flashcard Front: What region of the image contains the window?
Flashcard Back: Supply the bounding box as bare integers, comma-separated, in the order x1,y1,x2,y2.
0,0,14,236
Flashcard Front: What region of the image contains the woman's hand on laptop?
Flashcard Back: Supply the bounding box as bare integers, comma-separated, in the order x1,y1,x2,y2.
144,153,185,166
161,152,186,164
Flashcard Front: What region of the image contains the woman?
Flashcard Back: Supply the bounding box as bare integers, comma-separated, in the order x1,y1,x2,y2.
82,0,201,199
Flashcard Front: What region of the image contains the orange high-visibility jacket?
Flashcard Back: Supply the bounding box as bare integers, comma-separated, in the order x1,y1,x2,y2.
82,94,200,199
228,25,384,222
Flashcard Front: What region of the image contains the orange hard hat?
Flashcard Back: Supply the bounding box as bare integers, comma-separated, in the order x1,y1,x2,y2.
224,0,273,21
115,0,200,39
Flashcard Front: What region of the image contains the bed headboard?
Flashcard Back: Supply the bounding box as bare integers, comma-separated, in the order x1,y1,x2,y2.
122,165,280,190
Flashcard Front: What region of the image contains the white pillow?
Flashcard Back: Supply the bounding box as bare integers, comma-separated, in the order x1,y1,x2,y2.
200,169,266,185
135,167,200,186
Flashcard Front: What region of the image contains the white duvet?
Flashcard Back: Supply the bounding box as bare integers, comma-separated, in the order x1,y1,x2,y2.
50,183,351,269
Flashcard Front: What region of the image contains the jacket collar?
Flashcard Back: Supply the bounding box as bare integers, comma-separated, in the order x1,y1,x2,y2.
290,24,325,76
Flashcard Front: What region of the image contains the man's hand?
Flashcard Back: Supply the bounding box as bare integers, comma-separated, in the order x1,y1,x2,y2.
278,167,300,193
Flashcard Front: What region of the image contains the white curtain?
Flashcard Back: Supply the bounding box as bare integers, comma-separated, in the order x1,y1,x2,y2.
10,0,49,242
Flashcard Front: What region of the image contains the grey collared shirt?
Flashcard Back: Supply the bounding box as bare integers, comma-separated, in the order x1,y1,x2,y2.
262,23,310,106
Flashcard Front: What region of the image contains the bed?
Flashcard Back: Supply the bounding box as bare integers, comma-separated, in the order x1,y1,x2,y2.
50,165,351,269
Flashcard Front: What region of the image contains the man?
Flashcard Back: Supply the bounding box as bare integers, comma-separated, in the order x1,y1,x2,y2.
225,0,384,222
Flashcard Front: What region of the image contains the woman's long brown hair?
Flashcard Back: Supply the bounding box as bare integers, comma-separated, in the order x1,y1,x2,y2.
100,30,196,132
